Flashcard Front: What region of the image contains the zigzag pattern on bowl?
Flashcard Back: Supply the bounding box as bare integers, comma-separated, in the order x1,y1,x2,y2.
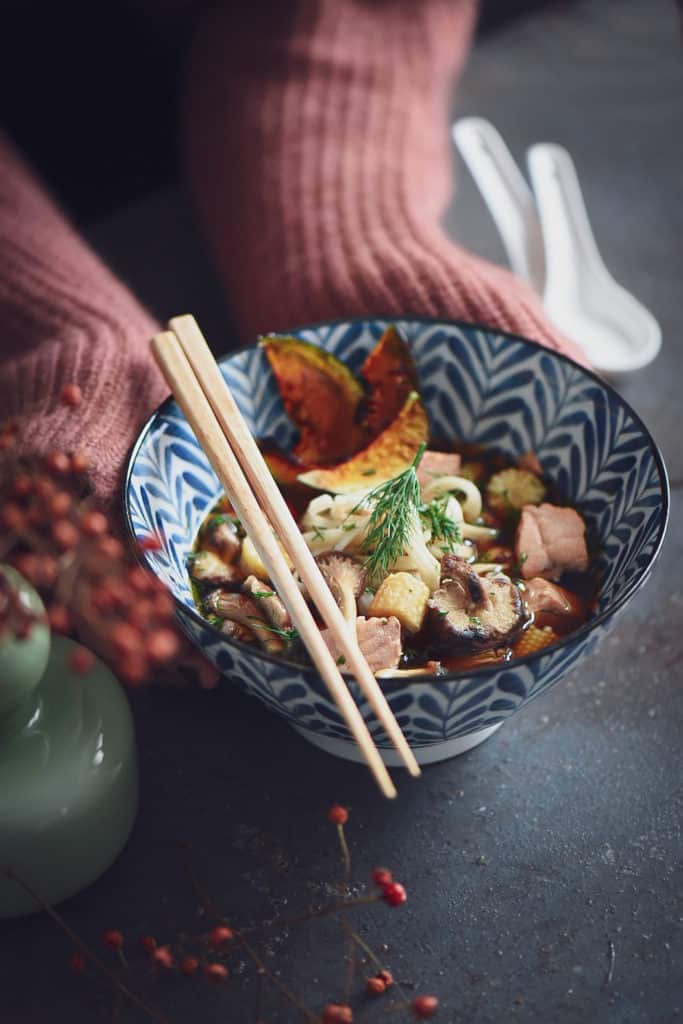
176,608,615,749
126,319,667,750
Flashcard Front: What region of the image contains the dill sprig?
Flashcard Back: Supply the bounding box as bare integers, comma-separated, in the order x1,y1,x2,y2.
246,617,300,644
419,496,462,552
353,443,427,583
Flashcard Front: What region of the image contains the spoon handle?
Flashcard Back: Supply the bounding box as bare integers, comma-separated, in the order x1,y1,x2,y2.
453,118,545,295
527,143,607,303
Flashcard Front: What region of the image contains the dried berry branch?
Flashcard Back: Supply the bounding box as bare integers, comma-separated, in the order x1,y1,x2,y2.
0,438,218,688
2,869,172,1024
5,808,440,1022
180,842,317,1021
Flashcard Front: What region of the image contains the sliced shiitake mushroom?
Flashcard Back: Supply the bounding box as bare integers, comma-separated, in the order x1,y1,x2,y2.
242,575,291,632
203,516,241,563
220,619,258,645
315,552,368,625
188,550,243,588
427,555,525,654
205,590,285,655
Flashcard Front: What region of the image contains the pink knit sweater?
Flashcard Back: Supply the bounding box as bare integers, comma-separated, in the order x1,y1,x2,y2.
0,0,585,507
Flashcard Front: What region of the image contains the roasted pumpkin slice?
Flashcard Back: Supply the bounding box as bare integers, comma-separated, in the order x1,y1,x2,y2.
260,335,366,464
260,441,310,489
297,391,429,494
360,325,419,434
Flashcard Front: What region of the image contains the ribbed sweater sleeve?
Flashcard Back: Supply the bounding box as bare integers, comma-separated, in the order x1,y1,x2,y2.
0,133,166,505
182,0,586,364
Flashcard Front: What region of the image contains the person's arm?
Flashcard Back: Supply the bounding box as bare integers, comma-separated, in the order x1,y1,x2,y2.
181,0,586,365
0,133,167,505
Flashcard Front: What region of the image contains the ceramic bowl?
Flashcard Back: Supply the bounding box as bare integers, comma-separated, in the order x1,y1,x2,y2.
124,318,668,765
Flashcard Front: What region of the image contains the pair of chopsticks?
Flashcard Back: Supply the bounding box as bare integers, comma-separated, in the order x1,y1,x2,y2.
152,315,421,798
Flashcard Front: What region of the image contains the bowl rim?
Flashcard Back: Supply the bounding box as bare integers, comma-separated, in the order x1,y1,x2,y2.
124,315,670,684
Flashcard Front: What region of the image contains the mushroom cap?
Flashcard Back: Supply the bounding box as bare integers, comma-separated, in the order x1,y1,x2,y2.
205,589,259,622
206,589,285,654
242,575,291,630
315,552,368,598
427,555,525,654
220,619,258,644
188,550,242,587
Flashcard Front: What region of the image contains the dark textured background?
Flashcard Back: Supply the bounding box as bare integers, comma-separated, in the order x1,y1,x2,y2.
2,1,682,1021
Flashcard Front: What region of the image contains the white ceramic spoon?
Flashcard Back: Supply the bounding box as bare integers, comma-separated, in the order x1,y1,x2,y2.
453,117,545,294
453,117,662,374
527,143,661,375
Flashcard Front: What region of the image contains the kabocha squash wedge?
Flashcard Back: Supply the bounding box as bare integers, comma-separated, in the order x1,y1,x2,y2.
360,325,419,434
260,441,311,489
260,441,316,517
259,335,366,463
297,391,429,494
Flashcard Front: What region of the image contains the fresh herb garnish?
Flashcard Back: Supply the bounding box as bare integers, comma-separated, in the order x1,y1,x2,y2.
210,513,236,527
352,441,427,583
361,468,377,477
437,609,449,618
246,617,300,644
469,615,482,626
211,511,241,529
253,590,276,599
342,521,359,532
336,654,346,666
519,552,528,565
419,495,462,552
311,525,327,542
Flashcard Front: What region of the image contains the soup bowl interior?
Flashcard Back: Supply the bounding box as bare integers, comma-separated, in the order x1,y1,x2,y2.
125,318,668,765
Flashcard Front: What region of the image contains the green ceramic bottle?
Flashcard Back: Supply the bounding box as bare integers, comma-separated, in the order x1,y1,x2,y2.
0,566,138,918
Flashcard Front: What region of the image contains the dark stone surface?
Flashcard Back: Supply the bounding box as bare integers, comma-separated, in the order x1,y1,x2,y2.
2,1,681,1022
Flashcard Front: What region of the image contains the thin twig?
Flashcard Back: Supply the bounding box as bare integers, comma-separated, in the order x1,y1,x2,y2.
179,844,318,1023
337,823,351,883
234,929,318,1024
340,920,411,1005
111,989,123,1024
603,939,616,987
3,868,172,1024
255,969,266,1024
339,915,357,1004
181,835,379,938
240,892,381,936
178,842,224,923
333,823,355,1005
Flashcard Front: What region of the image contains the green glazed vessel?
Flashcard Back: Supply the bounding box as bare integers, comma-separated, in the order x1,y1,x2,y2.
0,567,138,918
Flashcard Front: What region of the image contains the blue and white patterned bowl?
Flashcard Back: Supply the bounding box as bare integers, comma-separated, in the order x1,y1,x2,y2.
124,318,669,765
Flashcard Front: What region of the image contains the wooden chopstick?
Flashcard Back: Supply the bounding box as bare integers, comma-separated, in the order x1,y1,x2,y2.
168,314,421,779
151,330,398,799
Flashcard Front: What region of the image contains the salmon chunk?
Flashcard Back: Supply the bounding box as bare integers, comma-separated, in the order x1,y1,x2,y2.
523,577,572,617
416,450,462,488
516,503,589,581
321,615,402,674
523,576,585,631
